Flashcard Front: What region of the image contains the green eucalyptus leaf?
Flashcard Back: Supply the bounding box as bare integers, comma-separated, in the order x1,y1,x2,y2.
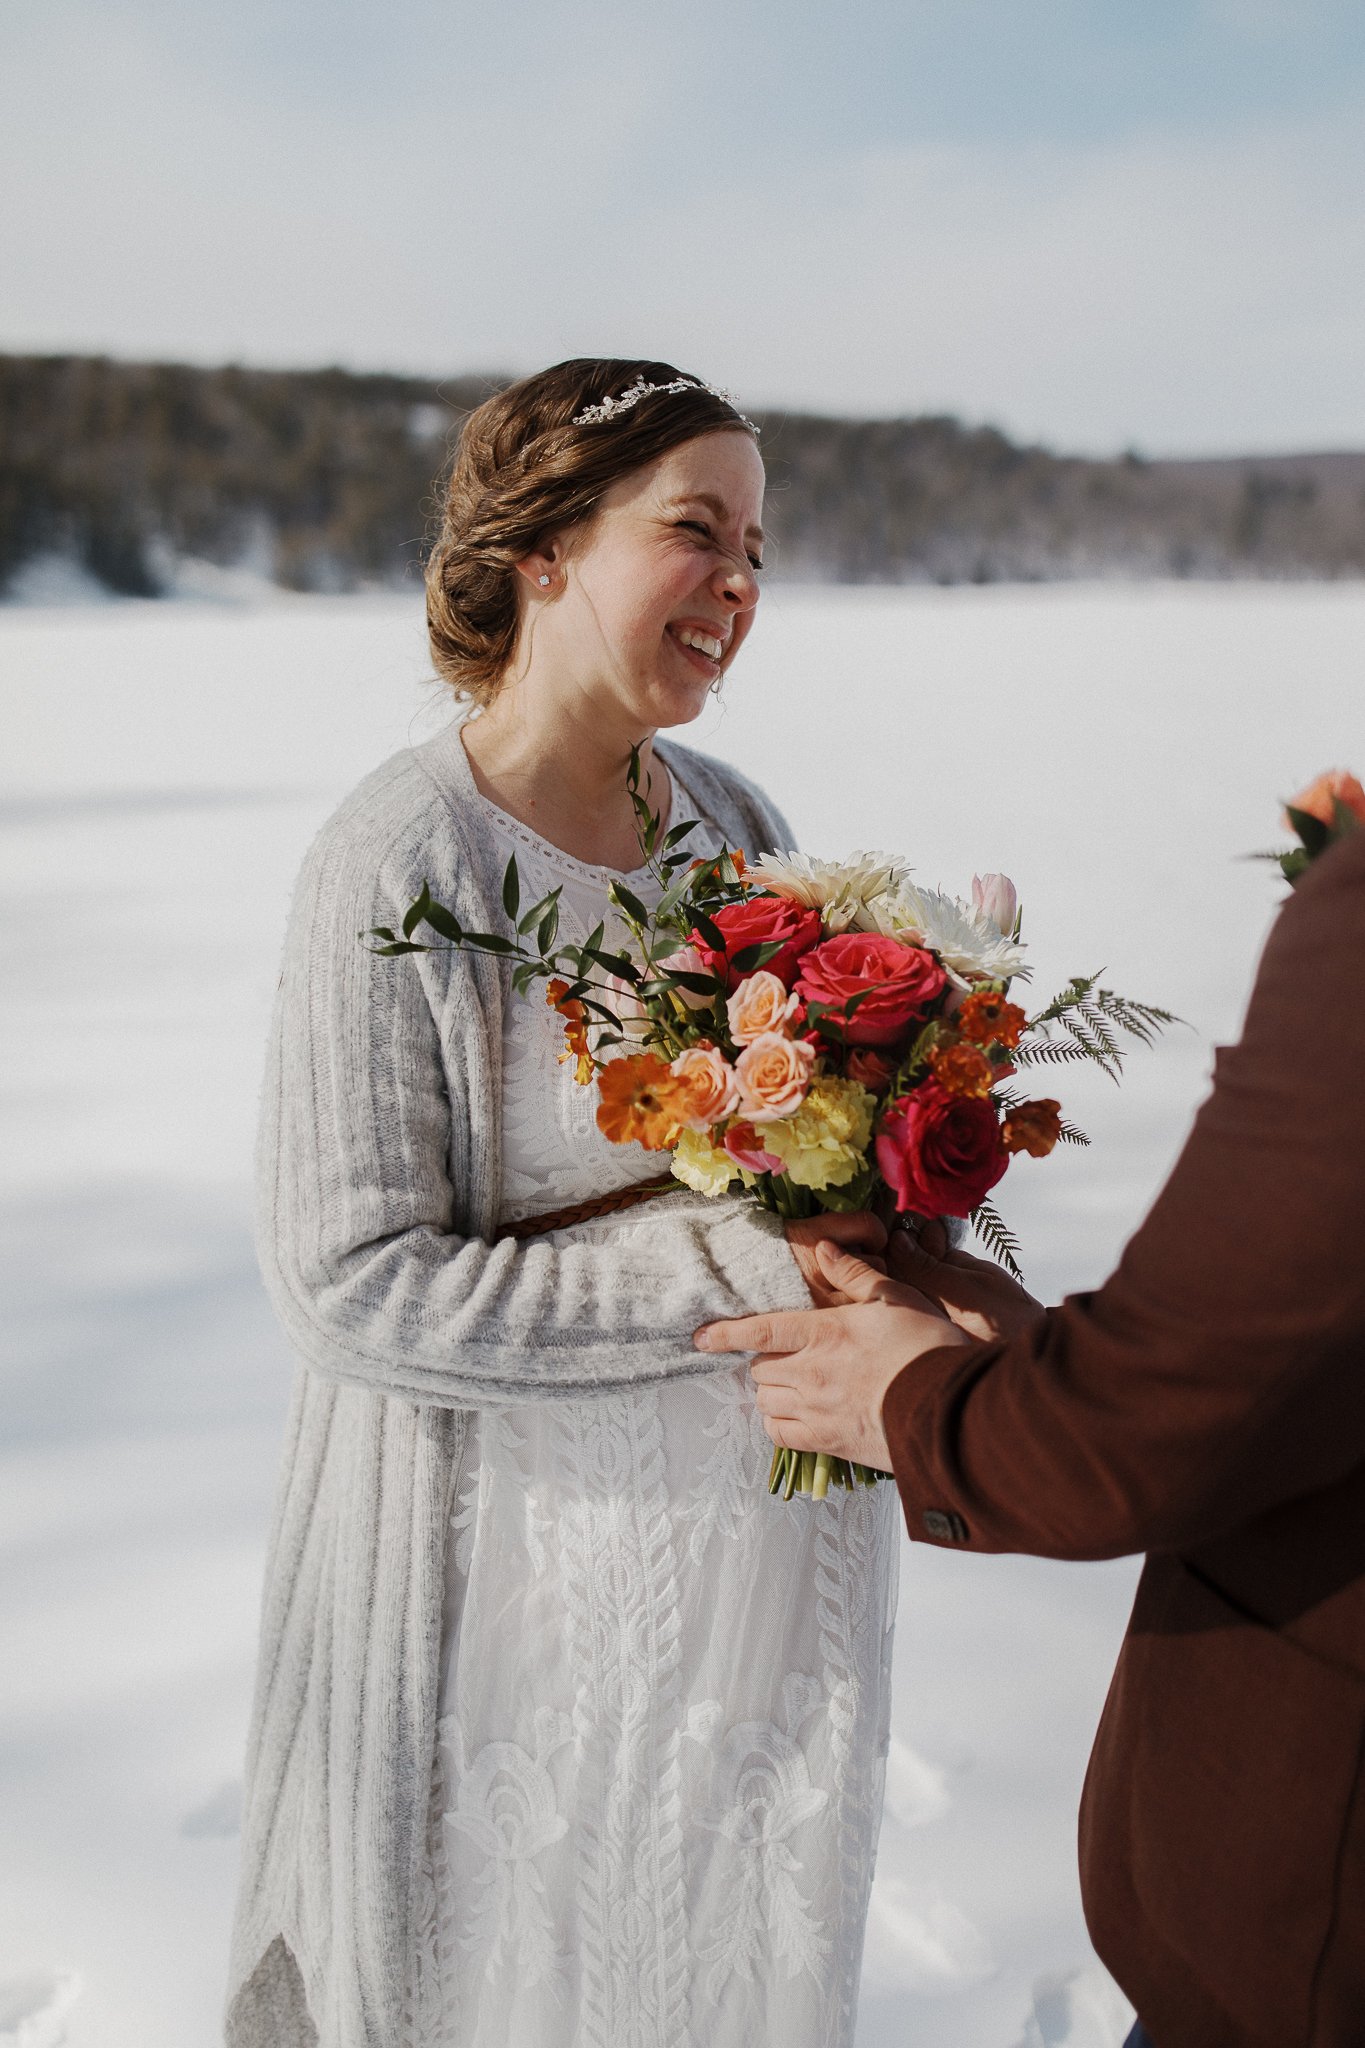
581,946,636,978
420,900,464,943
402,884,432,941
659,969,721,997
608,881,649,925
729,938,785,975
501,856,520,921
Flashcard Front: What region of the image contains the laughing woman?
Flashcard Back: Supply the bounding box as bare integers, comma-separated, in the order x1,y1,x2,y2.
226,361,899,2048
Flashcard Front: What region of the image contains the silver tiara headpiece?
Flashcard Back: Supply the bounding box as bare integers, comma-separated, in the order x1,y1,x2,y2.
571,376,758,434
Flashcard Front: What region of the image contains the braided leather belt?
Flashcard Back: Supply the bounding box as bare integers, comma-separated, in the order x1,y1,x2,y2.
495,1174,680,1242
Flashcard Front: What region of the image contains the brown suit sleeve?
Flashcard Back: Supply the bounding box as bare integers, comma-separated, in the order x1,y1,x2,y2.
882,829,1365,1561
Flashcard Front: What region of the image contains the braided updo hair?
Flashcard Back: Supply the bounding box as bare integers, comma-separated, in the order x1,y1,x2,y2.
425,358,758,705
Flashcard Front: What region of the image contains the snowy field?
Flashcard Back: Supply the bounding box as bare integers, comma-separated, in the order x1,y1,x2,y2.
2,581,1361,2048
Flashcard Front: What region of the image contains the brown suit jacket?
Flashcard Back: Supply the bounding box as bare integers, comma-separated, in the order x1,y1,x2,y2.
882,828,1365,2048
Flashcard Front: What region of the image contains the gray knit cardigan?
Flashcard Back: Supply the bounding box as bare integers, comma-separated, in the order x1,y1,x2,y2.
226,719,811,2047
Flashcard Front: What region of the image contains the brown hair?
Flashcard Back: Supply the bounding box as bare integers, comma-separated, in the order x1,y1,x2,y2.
425,357,757,704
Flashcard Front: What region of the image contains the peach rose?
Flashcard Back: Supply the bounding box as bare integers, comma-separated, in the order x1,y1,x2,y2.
669,1043,741,1129
1286,768,1365,831
726,969,803,1044
734,1031,817,1122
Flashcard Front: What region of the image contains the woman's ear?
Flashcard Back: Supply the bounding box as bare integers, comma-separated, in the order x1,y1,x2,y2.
515,538,566,595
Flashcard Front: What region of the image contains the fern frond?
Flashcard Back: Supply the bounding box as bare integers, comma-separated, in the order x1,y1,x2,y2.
970,1199,1025,1280
1031,974,1100,1026
1013,1036,1094,1069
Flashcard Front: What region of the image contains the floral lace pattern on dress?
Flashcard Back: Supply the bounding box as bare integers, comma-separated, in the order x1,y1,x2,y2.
411,784,898,2048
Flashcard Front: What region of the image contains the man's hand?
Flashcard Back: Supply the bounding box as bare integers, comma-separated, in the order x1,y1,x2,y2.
695,1243,972,1472
887,1230,1046,1342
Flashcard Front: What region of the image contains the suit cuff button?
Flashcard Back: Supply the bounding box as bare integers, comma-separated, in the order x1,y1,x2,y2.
922,1508,969,1544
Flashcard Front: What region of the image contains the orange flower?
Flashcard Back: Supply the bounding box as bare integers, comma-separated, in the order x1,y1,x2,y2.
1286,768,1365,831
956,990,1028,1051
595,1053,686,1150
930,1042,994,1099
1002,1098,1062,1158
547,978,593,1087
690,846,746,878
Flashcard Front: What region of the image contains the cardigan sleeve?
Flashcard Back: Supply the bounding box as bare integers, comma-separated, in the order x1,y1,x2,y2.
883,829,1365,1559
255,794,810,1410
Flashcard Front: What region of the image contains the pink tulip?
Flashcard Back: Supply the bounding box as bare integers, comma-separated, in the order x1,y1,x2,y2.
972,872,1019,935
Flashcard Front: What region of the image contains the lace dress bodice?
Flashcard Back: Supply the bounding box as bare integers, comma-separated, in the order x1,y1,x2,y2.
488,781,701,1227
413,780,898,2048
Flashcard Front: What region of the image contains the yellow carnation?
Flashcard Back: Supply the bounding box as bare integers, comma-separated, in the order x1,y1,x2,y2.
762,1075,875,1191
671,1127,740,1197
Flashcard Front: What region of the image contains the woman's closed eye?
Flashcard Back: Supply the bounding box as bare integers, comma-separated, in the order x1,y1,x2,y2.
676,519,764,573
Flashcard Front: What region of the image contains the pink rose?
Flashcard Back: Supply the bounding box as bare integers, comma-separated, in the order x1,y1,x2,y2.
734,1031,817,1122
876,1079,1009,1218
656,944,718,1010
600,972,652,1040
795,932,947,1048
669,1043,741,1129
723,1120,785,1174
726,969,803,1044
691,894,823,991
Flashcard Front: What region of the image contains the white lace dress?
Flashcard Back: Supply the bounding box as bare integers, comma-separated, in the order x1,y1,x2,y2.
411,780,899,2048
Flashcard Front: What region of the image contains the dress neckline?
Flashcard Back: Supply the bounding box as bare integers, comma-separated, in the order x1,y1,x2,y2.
473,765,675,889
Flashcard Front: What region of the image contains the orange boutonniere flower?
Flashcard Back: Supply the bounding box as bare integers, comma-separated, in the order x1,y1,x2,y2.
956,990,1028,1051
1002,1098,1062,1158
547,978,594,1087
929,1042,994,1099
1285,768,1365,832
595,1052,686,1150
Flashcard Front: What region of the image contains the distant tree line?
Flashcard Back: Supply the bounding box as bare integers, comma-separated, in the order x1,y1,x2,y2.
2,352,1363,599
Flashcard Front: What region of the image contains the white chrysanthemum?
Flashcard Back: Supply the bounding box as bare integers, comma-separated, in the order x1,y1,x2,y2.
748,850,909,932
870,883,1031,986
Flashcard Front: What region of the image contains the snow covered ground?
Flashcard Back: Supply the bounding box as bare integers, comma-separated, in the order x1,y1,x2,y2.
2,581,1360,2047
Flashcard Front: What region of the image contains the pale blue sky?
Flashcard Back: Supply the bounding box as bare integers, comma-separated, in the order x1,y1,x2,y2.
4,0,1364,451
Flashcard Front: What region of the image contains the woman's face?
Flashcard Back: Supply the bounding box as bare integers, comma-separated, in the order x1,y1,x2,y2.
545,429,766,732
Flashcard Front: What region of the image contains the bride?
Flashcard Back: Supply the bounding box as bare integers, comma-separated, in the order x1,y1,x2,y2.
227,359,900,2048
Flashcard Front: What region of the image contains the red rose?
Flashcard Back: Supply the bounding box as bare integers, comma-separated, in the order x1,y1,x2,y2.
691,894,822,991
845,1047,898,1093
795,933,947,1048
876,1079,1008,1217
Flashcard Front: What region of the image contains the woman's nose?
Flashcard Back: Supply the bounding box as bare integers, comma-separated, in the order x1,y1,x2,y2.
710,548,760,613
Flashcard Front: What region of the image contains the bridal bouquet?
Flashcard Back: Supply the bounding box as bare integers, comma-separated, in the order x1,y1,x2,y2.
371,754,1174,1499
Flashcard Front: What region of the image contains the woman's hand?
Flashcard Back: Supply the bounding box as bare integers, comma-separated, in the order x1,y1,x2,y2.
784,1211,888,1308
884,1228,1045,1342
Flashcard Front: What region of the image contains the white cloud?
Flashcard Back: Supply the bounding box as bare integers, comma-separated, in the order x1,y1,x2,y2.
2,4,1363,452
